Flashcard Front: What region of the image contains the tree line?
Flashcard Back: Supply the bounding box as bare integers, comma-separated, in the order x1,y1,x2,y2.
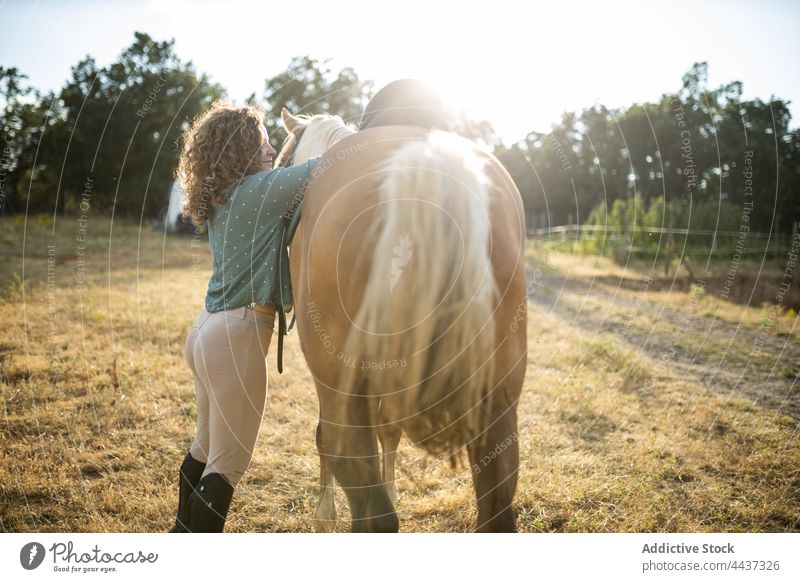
495,62,800,237
1,32,797,235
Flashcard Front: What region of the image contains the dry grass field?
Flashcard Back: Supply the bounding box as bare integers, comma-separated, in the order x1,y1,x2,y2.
1,215,798,532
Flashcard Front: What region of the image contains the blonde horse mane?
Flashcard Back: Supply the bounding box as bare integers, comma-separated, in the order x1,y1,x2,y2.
275,113,356,167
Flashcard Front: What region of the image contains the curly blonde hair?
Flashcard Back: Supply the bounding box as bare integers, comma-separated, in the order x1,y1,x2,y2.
177,101,267,226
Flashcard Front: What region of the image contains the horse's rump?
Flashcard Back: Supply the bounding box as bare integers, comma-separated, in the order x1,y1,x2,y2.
292,125,527,455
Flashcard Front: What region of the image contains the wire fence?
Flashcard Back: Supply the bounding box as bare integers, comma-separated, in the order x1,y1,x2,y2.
529,222,799,260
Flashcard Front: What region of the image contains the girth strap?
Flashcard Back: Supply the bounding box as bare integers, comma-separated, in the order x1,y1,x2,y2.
277,306,287,374
275,188,302,375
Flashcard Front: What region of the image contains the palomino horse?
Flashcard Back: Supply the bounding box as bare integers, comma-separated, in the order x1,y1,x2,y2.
277,109,528,532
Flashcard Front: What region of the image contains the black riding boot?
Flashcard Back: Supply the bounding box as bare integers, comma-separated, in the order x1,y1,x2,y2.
168,452,207,533
187,473,234,532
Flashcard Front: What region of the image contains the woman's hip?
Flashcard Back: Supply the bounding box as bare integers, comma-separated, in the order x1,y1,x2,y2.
188,306,275,367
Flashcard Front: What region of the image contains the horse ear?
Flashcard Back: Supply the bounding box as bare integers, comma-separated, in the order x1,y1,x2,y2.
281,108,304,135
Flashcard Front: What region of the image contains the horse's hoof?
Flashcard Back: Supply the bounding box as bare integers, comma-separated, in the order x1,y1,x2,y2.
315,519,337,533
315,505,338,532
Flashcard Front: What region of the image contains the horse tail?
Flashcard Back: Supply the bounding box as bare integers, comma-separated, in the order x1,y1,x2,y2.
340,132,497,454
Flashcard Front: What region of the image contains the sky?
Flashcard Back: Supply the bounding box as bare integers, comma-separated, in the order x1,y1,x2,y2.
2,0,799,144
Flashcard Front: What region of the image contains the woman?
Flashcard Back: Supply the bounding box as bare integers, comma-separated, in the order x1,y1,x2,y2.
169,101,318,533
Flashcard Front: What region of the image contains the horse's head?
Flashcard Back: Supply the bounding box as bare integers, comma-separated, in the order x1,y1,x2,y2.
275,108,356,167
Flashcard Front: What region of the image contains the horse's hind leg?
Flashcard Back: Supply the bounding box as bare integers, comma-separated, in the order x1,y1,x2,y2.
467,397,520,532
321,396,398,532
377,402,402,503
314,420,338,532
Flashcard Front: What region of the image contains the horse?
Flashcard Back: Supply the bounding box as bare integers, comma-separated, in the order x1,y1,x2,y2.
276,108,528,532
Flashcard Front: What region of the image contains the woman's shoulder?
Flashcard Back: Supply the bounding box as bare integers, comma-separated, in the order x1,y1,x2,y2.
223,169,278,199
236,159,318,189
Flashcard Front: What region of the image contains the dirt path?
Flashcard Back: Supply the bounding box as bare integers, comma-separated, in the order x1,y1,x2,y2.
528,269,800,420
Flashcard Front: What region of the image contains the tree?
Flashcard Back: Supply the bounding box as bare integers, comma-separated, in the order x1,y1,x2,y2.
498,62,798,235
262,56,372,148
448,110,499,148
50,32,224,217
0,67,61,214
